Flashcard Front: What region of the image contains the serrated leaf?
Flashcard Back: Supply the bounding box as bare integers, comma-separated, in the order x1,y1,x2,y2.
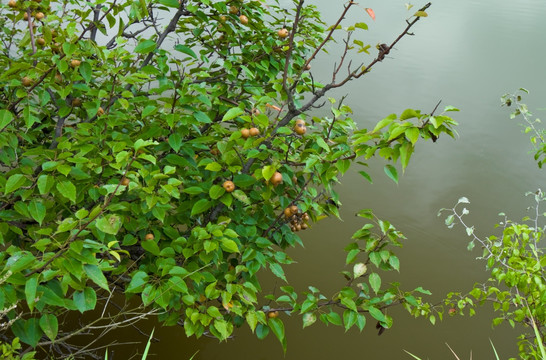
269,263,287,282
222,107,244,122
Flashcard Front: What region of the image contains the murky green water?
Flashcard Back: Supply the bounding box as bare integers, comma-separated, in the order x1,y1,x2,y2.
113,1,546,358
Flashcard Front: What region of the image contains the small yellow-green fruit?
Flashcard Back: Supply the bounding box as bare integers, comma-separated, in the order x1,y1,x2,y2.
97,107,105,116
70,59,81,68
22,76,32,87
229,5,238,14
36,37,45,46
268,311,279,318
294,122,307,135
35,12,44,20
239,14,248,25
8,0,17,8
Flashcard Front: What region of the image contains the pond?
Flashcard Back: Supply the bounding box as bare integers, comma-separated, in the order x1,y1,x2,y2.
116,0,546,358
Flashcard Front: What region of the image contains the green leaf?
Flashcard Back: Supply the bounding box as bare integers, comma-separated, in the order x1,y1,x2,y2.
209,185,225,200
95,215,122,235
372,113,396,133
384,164,398,184
400,108,419,120
269,263,287,282
222,107,244,122
56,180,77,203
84,264,110,292
174,44,197,58
73,287,97,313
25,275,38,312
369,272,381,293
256,323,269,339
0,109,14,130
79,62,92,82
268,317,287,354
405,127,419,145
135,39,156,54
141,239,160,256
28,199,46,226
191,199,212,217
262,165,275,181
302,312,316,328
205,162,222,171
220,238,239,253
37,174,54,195
159,0,181,7
168,133,182,152
5,174,27,195
358,171,373,184
12,319,42,347
39,314,58,341
368,306,386,322
343,310,358,331
5,251,35,274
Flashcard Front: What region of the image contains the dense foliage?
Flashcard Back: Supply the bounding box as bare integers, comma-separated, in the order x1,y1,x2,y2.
0,0,458,357
439,90,546,359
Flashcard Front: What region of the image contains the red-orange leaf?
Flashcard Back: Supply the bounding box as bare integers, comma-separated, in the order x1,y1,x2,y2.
366,8,375,20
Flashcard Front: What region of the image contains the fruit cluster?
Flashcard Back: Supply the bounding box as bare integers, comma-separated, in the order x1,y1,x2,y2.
8,0,49,22
241,127,259,138
284,205,309,232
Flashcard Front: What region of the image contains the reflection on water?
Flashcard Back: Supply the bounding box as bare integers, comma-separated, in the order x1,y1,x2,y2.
117,0,546,358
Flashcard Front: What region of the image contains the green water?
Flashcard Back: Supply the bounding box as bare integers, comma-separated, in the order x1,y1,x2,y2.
113,1,546,358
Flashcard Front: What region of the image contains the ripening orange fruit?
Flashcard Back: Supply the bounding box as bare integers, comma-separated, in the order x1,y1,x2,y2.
70,59,81,68
121,177,130,186
271,172,283,186
145,233,154,241
97,107,105,116
222,180,235,192
241,128,250,139
239,15,248,25
268,311,279,318
278,28,289,38
249,127,260,136
35,12,45,20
